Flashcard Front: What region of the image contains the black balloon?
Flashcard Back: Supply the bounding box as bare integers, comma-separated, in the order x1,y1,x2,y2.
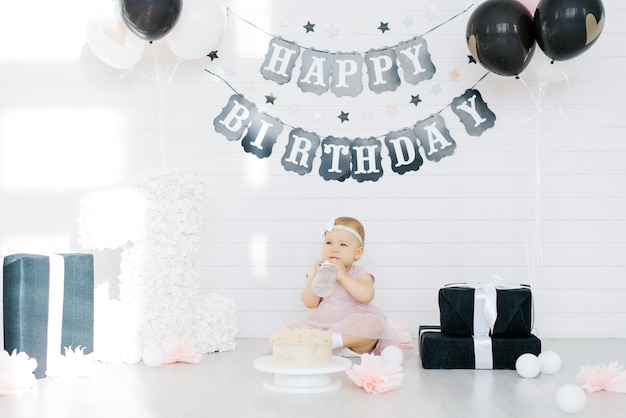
466,0,536,77
534,0,605,61
121,0,182,41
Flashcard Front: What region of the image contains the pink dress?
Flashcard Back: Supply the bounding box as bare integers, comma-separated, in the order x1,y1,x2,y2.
290,265,399,354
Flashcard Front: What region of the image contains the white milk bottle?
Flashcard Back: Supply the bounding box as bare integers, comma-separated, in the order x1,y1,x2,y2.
310,261,336,297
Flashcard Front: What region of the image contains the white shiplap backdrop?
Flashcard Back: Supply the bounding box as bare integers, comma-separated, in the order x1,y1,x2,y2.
1,0,625,339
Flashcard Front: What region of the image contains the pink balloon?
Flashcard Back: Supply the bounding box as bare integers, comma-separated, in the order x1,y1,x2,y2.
516,0,540,13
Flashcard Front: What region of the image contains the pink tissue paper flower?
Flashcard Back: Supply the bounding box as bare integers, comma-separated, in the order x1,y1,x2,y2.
346,353,403,394
0,350,38,396
576,361,626,393
387,316,414,348
163,338,203,364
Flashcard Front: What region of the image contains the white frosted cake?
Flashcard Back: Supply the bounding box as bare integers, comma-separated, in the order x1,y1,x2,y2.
271,327,333,367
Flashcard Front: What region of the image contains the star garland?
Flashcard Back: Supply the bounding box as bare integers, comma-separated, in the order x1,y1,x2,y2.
206,69,490,140
227,3,475,54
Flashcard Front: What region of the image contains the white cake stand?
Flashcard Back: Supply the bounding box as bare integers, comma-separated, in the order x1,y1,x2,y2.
253,356,353,394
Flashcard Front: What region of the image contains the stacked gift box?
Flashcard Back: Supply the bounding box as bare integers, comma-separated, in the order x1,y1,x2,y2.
2,253,94,378
419,283,541,370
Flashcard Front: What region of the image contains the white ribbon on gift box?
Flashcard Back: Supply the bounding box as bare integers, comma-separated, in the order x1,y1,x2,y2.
473,287,494,369
48,255,66,375
445,277,532,369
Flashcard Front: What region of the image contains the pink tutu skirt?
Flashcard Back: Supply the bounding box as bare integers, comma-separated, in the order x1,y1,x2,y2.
289,267,399,354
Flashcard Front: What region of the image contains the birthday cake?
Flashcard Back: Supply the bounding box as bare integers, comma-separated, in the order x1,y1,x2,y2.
271,327,333,367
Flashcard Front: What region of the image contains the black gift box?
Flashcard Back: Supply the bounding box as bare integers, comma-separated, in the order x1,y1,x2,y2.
439,285,533,337
419,326,541,370
3,253,94,378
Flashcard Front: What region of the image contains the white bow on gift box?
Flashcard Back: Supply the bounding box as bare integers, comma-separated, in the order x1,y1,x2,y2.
444,276,533,369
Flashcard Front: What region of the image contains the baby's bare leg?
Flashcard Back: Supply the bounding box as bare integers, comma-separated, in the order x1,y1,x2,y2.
341,334,378,354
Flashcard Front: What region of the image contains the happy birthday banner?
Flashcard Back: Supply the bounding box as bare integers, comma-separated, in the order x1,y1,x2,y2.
241,5,472,98
261,36,436,97
211,82,495,182
211,5,496,182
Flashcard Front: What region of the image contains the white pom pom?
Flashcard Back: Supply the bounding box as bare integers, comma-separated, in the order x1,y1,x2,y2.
142,345,165,368
380,346,403,366
556,384,586,414
539,350,562,375
121,343,143,365
515,353,541,379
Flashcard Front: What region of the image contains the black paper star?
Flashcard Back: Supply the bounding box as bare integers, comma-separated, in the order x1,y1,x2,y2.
410,94,422,106
265,94,276,105
338,111,349,123
207,50,219,61
467,55,477,64
378,22,390,33
303,21,315,33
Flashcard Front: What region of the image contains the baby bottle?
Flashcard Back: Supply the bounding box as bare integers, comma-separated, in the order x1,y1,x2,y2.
311,261,336,297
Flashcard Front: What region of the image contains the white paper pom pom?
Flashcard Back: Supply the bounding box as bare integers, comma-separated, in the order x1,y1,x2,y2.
556,384,586,414
142,345,165,368
122,343,143,365
539,350,562,375
381,345,404,366
515,353,541,378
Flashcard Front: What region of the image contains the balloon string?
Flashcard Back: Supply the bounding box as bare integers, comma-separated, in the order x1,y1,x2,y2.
518,57,578,295
116,44,183,168
146,44,183,168
152,44,166,168
518,67,554,291
530,99,545,290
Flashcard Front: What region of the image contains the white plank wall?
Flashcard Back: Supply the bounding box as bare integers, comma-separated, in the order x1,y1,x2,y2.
1,0,625,339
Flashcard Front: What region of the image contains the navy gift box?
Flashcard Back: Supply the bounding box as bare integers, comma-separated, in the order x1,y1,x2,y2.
2,253,94,378
439,284,533,337
419,325,541,370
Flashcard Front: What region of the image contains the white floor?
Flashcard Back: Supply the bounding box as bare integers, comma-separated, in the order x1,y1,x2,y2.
2,338,626,418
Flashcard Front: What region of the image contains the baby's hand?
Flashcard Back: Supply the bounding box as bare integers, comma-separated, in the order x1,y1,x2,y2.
312,259,325,274
327,259,348,279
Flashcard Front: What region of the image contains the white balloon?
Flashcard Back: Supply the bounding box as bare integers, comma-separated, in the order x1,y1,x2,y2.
142,345,165,367
539,350,562,375
86,0,145,69
556,384,586,414
166,0,227,60
515,353,541,379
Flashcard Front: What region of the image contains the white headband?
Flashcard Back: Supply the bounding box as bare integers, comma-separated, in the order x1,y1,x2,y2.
321,219,364,246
